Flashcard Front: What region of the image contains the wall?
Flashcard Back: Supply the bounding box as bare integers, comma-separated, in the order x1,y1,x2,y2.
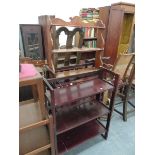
18,0,135,24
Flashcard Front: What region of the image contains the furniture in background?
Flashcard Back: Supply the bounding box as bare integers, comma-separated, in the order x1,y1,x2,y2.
38,15,105,78
19,64,46,118
20,57,48,75
19,64,55,154
104,53,135,81
99,2,135,65
101,53,135,121
19,58,47,101
20,24,44,60
114,61,135,121
44,67,119,154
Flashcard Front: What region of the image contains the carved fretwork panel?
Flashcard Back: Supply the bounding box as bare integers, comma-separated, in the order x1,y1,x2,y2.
52,27,84,67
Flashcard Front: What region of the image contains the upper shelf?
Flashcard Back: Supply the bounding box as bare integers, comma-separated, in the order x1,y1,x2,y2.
53,78,113,107
52,47,104,53
50,16,105,29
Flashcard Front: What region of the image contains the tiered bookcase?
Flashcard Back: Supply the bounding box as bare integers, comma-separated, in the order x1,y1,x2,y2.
44,67,119,154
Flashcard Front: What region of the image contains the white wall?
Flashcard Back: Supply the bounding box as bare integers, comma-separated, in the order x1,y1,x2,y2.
18,0,135,24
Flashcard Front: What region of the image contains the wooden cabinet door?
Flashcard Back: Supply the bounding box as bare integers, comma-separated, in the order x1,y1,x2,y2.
104,8,124,65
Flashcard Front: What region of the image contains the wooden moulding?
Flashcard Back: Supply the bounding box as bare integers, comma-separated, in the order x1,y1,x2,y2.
111,2,135,13
50,16,106,29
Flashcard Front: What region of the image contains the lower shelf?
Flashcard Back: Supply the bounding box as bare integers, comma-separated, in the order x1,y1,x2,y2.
57,120,106,154
56,101,109,134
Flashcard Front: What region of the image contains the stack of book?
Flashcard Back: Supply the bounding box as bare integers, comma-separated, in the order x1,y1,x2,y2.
82,27,96,48
79,8,99,48
79,8,99,21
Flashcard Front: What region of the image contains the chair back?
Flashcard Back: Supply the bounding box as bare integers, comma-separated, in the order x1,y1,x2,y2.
113,53,134,80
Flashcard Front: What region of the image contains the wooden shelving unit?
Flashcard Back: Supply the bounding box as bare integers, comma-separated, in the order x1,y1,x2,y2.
44,67,119,154
38,16,105,78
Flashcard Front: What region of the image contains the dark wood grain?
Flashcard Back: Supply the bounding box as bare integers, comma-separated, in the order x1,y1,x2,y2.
57,120,106,153
53,79,113,106
56,102,109,134
100,3,135,65
104,8,124,65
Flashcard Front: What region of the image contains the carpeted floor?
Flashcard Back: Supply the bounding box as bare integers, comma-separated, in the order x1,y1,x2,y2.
64,100,135,155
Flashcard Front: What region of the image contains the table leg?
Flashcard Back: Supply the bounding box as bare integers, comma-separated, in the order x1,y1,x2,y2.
32,85,38,102
37,79,46,118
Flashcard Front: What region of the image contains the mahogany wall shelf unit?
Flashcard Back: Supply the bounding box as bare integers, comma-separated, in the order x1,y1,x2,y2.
44,67,119,154
19,65,55,155
38,15,105,78
99,2,135,65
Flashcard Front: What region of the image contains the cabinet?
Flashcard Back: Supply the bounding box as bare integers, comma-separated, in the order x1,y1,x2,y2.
44,67,119,154
38,16,105,78
19,64,55,155
99,2,135,65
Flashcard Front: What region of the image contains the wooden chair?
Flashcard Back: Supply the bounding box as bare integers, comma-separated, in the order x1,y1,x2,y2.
102,53,135,81
101,53,135,121
114,62,135,121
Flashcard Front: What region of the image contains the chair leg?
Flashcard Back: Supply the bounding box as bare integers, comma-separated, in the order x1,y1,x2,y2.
122,85,130,122
123,100,127,121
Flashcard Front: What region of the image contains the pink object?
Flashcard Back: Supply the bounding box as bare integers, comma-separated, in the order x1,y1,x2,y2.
19,64,37,79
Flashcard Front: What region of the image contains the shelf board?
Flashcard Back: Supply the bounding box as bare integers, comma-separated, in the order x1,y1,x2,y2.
52,47,104,53
54,78,113,106
56,101,109,134
57,55,77,61
58,57,65,61
56,68,97,78
57,120,106,154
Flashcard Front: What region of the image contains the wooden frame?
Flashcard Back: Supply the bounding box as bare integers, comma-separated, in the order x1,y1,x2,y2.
20,24,44,60
19,65,55,155
43,68,119,154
